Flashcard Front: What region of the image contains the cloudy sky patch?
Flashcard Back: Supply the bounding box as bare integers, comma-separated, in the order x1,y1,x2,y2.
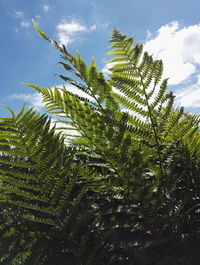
20,20,30,28
9,93,44,110
144,21,200,85
13,10,24,18
1,0,200,116
56,19,97,46
42,5,50,12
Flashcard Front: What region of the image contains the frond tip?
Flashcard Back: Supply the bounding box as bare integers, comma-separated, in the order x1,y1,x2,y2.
32,19,51,42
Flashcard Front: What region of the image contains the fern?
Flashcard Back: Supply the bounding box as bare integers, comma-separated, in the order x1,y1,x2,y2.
1,22,200,264
0,106,102,264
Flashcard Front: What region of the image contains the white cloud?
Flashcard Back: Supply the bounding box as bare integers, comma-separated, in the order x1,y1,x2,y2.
57,33,73,47
9,84,95,110
13,10,24,18
56,19,97,46
20,20,31,28
63,84,95,102
9,10,24,18
57,21,87,34
9,93,44,110
175,75,200,108
14,27,19,33
146,30,152,39
42,5,50,12
35,15,41,19
144,21,200,85
102,62,115,78
101,21,200,111
90,24,97,30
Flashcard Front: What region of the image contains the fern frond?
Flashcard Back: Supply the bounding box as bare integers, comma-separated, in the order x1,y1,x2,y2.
0,106,92,264
4,25,200,265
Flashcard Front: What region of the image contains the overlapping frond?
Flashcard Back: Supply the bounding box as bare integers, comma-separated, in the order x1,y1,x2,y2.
0,106,100,264
1,23,200,265
107,30,200,181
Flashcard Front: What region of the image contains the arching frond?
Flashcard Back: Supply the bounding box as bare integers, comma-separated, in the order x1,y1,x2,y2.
1,23,200,265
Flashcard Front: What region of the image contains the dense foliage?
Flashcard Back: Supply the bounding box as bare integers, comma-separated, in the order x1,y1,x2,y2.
0,22,200,264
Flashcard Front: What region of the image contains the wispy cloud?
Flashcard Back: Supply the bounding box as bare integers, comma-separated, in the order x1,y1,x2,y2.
15,10,24,18
9,93,44,110
57,20,87,34
9,84,95,110
175,75,200,108
10,10,24,18
35,15,41,19
20,20,31,28
102,62,116,78
56,19,97,46
42,5,50,12
144,21,200,85
14,27,19,33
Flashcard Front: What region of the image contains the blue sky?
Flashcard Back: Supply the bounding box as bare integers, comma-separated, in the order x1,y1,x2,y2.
1,0,200,117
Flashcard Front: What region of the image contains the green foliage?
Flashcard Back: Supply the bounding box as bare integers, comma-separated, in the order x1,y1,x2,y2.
0,22,200,264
